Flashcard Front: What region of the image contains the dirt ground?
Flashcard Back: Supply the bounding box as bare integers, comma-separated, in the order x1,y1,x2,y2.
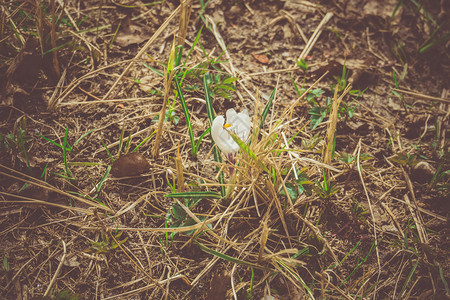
1,0,449,299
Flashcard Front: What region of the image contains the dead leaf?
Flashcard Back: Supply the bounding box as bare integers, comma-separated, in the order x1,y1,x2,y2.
252,53,270,64
58,254,81,267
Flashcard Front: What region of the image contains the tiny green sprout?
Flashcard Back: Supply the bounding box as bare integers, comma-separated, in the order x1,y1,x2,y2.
339,152,357,164
40,290,80,300
152,107,179,125
304,88,325,105
278,171,313,203
3,254,9,271
389,152,419,167
164,192,216,237
308,106,327,130
37,127,95,178
301,134,322,150
296,58,308,70
351,200,369,223
88,231,127,255
332,64,349,92
339,152,371,165
314,169,339,199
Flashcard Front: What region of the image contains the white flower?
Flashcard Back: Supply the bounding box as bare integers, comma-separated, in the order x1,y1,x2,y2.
211,108,251,155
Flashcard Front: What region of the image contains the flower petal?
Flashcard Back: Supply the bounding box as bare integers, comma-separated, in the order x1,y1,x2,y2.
212,109,252,155
212,115,239,154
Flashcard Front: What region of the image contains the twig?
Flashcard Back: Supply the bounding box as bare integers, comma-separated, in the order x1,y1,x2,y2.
205,15,236,77
102,274,185,300
401,167,428,243
298,12,333,61
0,165,112,213
356,139,381,298
102,2,183,100
381,202,405,239
392,88,450,104
390,197,446,221
44,240,66,296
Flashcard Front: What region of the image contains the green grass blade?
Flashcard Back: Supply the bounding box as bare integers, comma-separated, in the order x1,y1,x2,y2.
132,131,156,153
96,165,111,193
203,73,225,197
249,267,254,298
292,247,310,259
164,191,221,199
399,259,419,297
37,132,66,150
102,142,114,162
175,77,195,154
73,128,96,147
184,25,203,67
179,25,204,85
337,240,361,267
175,45,183,67
229,131,269,173
124,131,132,154
260,87,276,130
40,162,49,180
198,243,269,271
62,127,71,177
193,127,211,155
439,265,450,295
203,73,215,124
42,41,71,56
339,239,378,288
143,62,164,77
291,75,303,97
276,259,314,297
420,32,450,53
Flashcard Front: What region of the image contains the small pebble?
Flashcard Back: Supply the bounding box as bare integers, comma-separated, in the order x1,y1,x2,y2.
111,152,150,178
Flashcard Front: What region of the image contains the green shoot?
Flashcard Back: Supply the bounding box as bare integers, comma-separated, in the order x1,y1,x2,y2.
132,131,156,153
296,58,308,70
37,127,94,179
314,169,338,199
339,239,379,288
89,231,127,255
204,73,225,197
198,242,269,271
260,87,276,130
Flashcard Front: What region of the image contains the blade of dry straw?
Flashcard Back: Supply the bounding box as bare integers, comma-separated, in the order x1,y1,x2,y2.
323,84,352,170
0,164,112,213
198,243,270,271
175,144,185,192
152,35,176,158
102,2,183,100
258,219,269,262
177,0,192,46
228,130,269,173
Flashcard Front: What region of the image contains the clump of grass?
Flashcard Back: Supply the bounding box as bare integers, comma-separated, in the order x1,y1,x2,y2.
37,127,95,179
88,231,127,255
182,72,365,297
